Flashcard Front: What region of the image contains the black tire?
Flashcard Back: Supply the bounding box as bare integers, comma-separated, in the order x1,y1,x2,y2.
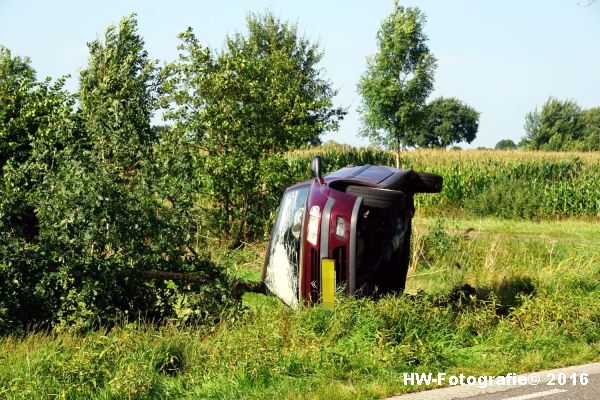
410,171,443,193
346,185,406,208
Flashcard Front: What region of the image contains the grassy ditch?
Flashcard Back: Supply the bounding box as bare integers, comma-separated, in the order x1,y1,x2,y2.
1,217,599,399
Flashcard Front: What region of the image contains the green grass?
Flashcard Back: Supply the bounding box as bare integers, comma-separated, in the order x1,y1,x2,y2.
408,217,600,294
1,216,599,399
431,217,600,241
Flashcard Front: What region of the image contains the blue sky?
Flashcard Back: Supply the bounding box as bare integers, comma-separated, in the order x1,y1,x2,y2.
1,0,599,148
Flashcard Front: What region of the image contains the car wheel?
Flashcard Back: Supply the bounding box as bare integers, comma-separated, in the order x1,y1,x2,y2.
346,185,406,208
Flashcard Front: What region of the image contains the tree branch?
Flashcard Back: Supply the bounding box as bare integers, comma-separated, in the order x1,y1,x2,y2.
116,269,267,296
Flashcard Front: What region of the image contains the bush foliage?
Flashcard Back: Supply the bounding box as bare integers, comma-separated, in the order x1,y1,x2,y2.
161,13,345,244
0,17,242,333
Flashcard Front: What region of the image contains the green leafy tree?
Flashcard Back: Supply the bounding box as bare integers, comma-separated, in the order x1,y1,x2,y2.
78,16,158,168
357,2,436,166
162,12,345,243
38,15,164,328
579,107,600,151
1,16,241,333
520,97,584,151
415,97,479,148
0,46,77,196
45,15,239,329
495,139,517,150
0,46,78,332
0,46,39,244
0,47,36,170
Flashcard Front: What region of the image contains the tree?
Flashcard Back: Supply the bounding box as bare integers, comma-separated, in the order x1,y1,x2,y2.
0,47,77,332
495,139,517,150
46,14,240,329
0,47,36,170
415,97,479,148
579,107,600,151
38,15,171,327
0,49,75,242
0,46,39,243
78,15,158,169
162,12,345,242
0,16,241,333
357,2,436,166
520,97,584,151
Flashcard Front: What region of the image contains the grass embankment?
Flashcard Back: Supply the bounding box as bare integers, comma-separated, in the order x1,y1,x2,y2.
1,217,599,399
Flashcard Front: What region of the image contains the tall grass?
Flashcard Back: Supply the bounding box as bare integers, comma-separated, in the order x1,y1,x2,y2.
1,217,599,399
285,144,600,218
2,291,599,399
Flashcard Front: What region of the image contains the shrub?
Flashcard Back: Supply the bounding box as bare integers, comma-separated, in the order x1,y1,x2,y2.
0,17,242,333
495,139,517,150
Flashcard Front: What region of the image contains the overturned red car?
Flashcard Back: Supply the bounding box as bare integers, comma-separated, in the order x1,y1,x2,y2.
262,156,443,308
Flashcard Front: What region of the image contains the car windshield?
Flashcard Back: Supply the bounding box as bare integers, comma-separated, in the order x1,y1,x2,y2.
264,185,309,307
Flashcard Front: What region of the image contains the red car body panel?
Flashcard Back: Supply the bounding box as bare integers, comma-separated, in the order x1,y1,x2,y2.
300,180,359,303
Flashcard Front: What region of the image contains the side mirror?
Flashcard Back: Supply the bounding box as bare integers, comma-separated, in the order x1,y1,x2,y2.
310,156,323,180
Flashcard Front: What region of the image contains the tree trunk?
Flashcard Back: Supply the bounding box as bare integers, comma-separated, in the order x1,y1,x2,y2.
395,136,401,169
116,270,266,298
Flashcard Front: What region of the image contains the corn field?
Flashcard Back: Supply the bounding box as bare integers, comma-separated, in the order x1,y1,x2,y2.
284,144,600,218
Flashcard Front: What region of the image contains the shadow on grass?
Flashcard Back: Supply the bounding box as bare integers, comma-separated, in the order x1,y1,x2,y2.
442,276,536,316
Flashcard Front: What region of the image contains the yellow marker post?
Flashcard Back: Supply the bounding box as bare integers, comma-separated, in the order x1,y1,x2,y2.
321,258,336,310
